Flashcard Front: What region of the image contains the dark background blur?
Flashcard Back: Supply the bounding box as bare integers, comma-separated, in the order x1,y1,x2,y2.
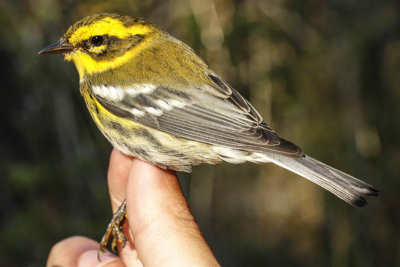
1,0,399,266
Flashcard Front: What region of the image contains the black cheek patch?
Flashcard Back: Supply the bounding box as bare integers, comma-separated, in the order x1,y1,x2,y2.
83,34,146,61
108,36,117,45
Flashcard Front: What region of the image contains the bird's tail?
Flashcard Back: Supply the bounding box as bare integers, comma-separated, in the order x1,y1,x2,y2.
253,153,378,207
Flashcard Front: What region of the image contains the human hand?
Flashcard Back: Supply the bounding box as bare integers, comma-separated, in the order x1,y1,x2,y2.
47,149,220,267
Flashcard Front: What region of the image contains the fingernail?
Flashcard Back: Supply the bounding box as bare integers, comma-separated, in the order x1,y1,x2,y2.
78,250,119,267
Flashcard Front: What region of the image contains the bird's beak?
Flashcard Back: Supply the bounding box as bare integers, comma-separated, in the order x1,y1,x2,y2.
38,40,74,55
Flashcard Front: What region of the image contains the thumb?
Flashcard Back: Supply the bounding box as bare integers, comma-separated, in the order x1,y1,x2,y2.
124,159,219,267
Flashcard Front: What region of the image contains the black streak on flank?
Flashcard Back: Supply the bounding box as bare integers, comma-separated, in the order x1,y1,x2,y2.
133,148,149,158
108,121,125,132
134,128,162,146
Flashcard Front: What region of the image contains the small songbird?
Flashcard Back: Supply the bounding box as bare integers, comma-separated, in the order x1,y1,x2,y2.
39,13,378,254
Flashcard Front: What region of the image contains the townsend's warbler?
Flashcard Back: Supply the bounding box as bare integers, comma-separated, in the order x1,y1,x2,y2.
39,13,378,254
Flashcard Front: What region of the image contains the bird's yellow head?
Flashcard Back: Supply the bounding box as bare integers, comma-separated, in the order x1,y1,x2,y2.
39,13,156,78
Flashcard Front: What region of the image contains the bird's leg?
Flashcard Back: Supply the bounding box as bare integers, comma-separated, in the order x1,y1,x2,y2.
98,200,127,260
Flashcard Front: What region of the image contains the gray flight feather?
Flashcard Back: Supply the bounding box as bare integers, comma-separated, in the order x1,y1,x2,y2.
265,154,378,207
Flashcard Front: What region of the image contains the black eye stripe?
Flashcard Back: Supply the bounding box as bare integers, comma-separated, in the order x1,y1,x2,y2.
81,34,145,61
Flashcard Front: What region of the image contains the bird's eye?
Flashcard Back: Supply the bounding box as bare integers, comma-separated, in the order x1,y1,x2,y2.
90,35,105,46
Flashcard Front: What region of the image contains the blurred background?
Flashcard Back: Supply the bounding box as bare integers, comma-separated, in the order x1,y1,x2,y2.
0,0,399,266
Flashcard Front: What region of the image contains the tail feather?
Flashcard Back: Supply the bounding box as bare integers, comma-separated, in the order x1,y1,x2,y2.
258,153,378,207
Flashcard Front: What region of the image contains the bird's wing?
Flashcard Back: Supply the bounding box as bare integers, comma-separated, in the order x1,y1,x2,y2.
90,74,303,157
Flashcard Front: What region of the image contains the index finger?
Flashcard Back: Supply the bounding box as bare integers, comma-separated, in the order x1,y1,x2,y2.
107,149,134,212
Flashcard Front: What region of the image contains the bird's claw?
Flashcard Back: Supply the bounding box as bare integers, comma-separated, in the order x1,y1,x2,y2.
97,200,127,261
